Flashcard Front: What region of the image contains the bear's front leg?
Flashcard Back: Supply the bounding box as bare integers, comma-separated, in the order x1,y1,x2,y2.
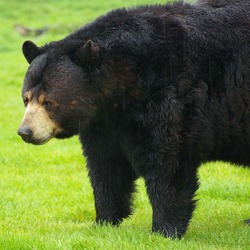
85,147,137,226
144,158,199,239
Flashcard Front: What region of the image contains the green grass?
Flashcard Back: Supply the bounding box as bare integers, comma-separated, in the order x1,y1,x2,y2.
0,0,249,249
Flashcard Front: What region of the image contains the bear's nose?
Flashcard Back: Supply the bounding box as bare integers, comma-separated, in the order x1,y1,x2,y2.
17,126,33,143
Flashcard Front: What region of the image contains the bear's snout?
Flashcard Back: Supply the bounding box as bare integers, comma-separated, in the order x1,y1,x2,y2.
17,125,33,143
17,101,63,145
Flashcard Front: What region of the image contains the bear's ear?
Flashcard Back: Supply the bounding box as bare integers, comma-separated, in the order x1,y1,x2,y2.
22,41,41,64
74,40,100,66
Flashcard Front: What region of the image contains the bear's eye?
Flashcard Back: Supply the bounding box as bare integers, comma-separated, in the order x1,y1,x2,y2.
42,101,52,111
23,97,29,107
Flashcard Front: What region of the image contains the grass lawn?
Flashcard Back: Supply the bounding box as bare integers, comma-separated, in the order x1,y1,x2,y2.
0,0,249,249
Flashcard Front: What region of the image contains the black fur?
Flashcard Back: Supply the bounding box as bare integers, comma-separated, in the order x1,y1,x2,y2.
20,0,250,238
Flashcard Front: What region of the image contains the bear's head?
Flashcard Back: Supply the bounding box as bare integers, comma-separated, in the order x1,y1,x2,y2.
17,40,102,145
18,39,138,145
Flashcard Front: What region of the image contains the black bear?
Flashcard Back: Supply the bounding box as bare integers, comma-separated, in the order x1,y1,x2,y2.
18,0,250,238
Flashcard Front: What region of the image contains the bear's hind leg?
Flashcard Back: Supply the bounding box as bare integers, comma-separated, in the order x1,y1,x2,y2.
144,163,199,239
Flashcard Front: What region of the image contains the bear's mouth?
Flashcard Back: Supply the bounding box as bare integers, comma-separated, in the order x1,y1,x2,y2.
25,136,53,145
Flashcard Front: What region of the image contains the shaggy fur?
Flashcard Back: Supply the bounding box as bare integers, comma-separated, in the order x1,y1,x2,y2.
18,0,250,238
